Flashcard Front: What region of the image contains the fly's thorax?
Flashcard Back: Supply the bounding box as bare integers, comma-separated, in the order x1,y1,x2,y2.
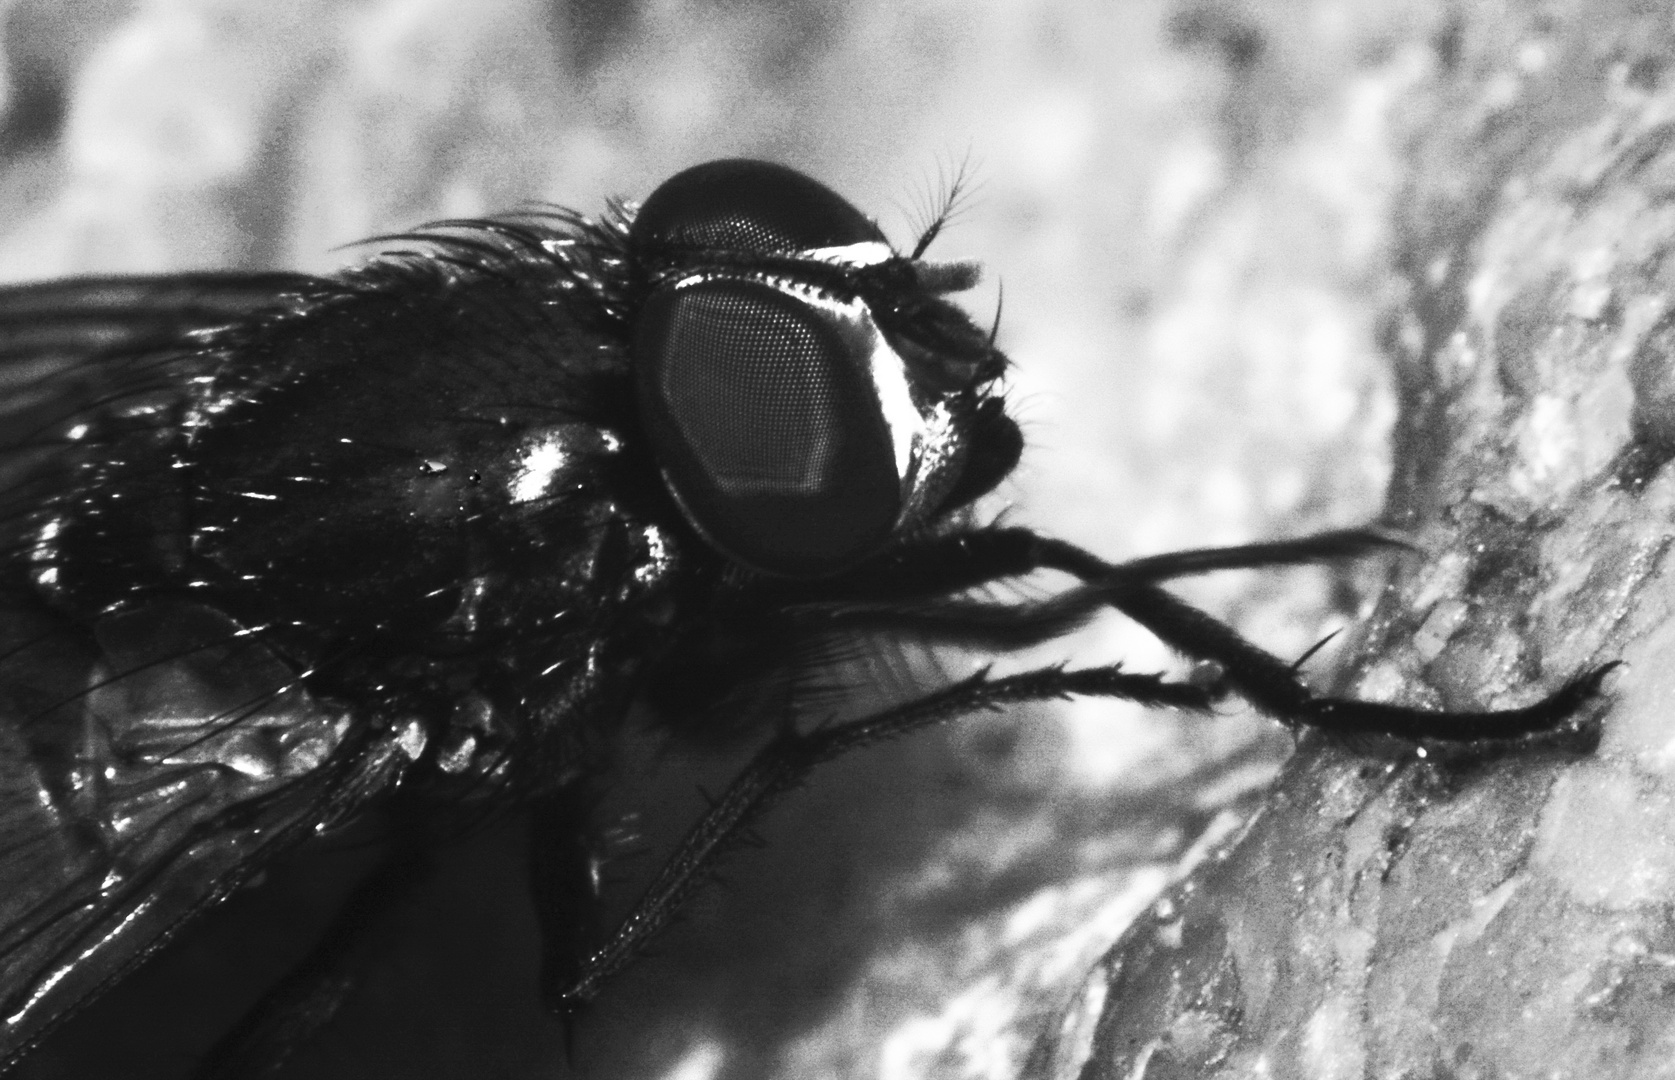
21,260,718,774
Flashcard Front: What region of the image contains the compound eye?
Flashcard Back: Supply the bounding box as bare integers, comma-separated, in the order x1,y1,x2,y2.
631,159,886,255
636,277,901,576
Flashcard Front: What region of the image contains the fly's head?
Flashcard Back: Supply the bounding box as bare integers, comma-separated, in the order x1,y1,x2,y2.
626,159,1019,579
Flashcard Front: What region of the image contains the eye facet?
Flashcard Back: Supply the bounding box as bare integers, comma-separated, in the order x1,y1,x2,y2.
635,276,902,577
630,159,886,256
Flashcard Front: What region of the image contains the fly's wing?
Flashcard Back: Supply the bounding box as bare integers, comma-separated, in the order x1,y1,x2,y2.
0,600,401,1064
0,273,323,501
0,275,408,1066
0,272,318,394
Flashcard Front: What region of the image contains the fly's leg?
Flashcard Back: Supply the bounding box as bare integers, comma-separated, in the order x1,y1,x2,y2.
779,527,1416,655
1097,576,1616,742
811,525,1411,604
553,527,1616,1011
1100,527,1414,581
191,830,434,1080
1031,538,1617,742
804,523,1611,739
553,663,1219,1011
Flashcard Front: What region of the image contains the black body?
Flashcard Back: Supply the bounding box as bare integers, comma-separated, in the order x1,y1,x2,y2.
0,161,1614,1077
0,161,1021,1068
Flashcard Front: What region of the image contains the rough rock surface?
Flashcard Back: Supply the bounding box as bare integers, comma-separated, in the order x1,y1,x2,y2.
1026,4,1675,1078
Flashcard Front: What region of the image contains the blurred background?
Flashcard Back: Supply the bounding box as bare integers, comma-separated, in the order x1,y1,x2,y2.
0,0,1425,1077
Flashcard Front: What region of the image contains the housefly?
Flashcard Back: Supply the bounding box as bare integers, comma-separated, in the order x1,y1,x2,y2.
0,159,1614,1076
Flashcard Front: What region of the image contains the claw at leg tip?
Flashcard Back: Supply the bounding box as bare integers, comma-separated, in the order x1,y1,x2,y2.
1589,660,1625,696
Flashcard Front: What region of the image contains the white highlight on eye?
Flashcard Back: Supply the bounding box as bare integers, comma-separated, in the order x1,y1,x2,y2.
510,434,571,503
865,325,924,486
804,240,894,267
786,284,920,485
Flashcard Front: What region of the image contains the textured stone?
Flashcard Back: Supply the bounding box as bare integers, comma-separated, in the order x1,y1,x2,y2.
1028,3,1675,1078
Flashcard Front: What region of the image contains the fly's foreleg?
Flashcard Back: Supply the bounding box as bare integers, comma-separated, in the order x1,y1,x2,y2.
812,524,1409,604
1083,572,1616,744
551,663,1219,1013
553,527,1617,1013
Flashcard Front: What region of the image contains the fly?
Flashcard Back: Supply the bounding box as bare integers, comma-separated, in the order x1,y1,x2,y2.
0,159,1615,1076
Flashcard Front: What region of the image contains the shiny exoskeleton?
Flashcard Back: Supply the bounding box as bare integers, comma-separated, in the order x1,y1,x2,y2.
0,160,1614,1076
